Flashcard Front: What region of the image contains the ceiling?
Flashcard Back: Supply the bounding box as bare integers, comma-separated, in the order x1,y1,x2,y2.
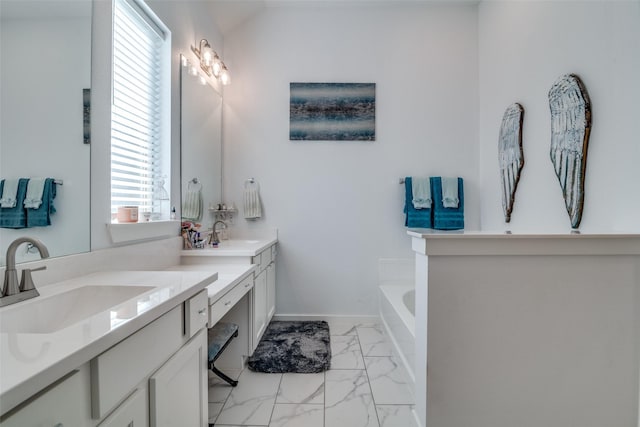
204,0,478,35
0,0,92,19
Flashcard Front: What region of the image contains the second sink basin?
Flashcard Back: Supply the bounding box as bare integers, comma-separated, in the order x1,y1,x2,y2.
218,239,260,246
0,285,155,334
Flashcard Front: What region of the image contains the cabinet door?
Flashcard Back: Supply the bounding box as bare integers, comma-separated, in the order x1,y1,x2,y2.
1,369,91,427
266,262,276,321
149,329,207,427
252,270,267,351
97,387,147,427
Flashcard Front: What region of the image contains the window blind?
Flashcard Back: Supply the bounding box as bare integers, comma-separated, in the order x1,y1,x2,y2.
111,0,166,215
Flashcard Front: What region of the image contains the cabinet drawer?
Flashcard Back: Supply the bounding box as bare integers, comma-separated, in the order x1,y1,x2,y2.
252,248,272,273
185,289,208,338
262,247,273,267
0,369,90,427
251,252,263,272
209,275,253,326
97,387,147,427
91,306,183,419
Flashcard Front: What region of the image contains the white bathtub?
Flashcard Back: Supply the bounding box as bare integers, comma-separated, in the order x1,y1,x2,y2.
379,284,415,385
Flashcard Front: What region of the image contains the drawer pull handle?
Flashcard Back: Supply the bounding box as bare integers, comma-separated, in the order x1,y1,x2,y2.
245,283,252,288
54,424,64,427
224,300,232,306
198,308,207,315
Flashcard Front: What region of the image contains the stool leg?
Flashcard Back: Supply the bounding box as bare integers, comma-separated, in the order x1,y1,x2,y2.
211,365,238,387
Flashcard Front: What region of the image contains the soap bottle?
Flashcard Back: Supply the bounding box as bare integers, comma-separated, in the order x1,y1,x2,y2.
170,207,176,220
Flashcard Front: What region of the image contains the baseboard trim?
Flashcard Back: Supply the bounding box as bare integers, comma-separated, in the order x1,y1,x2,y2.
272,314,380,323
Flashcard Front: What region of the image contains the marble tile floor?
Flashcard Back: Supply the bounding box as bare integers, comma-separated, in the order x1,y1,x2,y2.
209,321,417,427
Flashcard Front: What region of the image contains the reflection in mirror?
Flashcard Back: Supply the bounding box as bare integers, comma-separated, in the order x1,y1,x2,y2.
0,1,92,266
180,54,223,231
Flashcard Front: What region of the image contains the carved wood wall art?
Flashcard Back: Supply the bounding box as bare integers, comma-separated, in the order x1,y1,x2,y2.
548,74,592,229
498,103,525,223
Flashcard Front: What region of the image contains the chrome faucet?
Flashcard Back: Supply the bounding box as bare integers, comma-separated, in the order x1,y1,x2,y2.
211,220,227,245
1,237,49,307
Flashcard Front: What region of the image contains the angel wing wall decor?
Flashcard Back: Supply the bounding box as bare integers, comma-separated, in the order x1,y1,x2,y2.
498,103,525,223
548,74,592,229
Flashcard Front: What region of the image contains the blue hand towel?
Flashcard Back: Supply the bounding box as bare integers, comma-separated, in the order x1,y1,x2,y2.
26,178,56,227
412,177,432,209
404,177,432,228
431,177,464,230
0,178,28,229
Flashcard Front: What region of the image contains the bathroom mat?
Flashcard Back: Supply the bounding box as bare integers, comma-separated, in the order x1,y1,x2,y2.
247,320,331,373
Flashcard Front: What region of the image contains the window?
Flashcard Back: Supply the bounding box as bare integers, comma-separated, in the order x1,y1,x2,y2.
111,0,170,220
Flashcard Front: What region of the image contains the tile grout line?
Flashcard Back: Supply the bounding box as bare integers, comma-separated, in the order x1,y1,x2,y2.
212,367,239,426
266,373,284,427
323,370,326,427
356,325,383,427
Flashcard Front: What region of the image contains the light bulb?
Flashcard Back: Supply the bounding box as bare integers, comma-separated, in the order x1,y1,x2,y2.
202,46,214,66
188,64,198,76
220,66,230,86
212,54,222,77
199,75,207,85
181,56,189,68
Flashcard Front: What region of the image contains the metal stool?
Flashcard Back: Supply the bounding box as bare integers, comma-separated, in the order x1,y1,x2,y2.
207,322,239,387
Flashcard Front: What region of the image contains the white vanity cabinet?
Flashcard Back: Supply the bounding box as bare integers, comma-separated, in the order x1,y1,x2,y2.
97,387,147,427
266,250,276,320
0,368,92,427
180,239,278,354
92,290,209,427
1,290,209,427
149,329,207,427
251,244,277,351
252,269,268,349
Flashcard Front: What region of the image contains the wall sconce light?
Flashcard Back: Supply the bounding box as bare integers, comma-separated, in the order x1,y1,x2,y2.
220,65,231,86
191,38,231,85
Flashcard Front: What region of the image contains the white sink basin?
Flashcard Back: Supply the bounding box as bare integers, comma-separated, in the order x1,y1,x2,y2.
0,285,155,334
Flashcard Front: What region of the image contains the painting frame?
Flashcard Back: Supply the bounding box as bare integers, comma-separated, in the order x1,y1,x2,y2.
289,82,376,141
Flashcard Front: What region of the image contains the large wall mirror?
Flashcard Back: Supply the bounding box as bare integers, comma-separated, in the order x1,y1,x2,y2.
0,1,92,266
180,54,222,231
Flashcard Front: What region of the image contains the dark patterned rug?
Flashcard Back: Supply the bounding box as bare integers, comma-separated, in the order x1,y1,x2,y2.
247,321,331,373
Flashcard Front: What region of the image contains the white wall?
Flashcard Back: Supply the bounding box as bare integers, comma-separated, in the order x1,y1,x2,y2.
223,4,479,316
478,1,640,233
1,15,91,264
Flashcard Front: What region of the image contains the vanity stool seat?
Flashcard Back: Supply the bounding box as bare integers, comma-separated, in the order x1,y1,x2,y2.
207,322,239,387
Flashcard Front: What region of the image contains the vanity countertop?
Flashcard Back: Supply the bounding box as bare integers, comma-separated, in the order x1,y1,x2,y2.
181,237,277,257
165,264,257,305
0,270,217,414
407,229,640,256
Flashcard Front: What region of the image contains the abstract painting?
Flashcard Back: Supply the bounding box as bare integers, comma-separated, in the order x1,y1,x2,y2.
290,83,375,141
548,74,591,229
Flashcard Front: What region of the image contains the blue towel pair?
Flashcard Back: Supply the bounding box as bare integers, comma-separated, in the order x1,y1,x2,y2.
404,176,464,230
0,178,56,228
431,177,464,230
